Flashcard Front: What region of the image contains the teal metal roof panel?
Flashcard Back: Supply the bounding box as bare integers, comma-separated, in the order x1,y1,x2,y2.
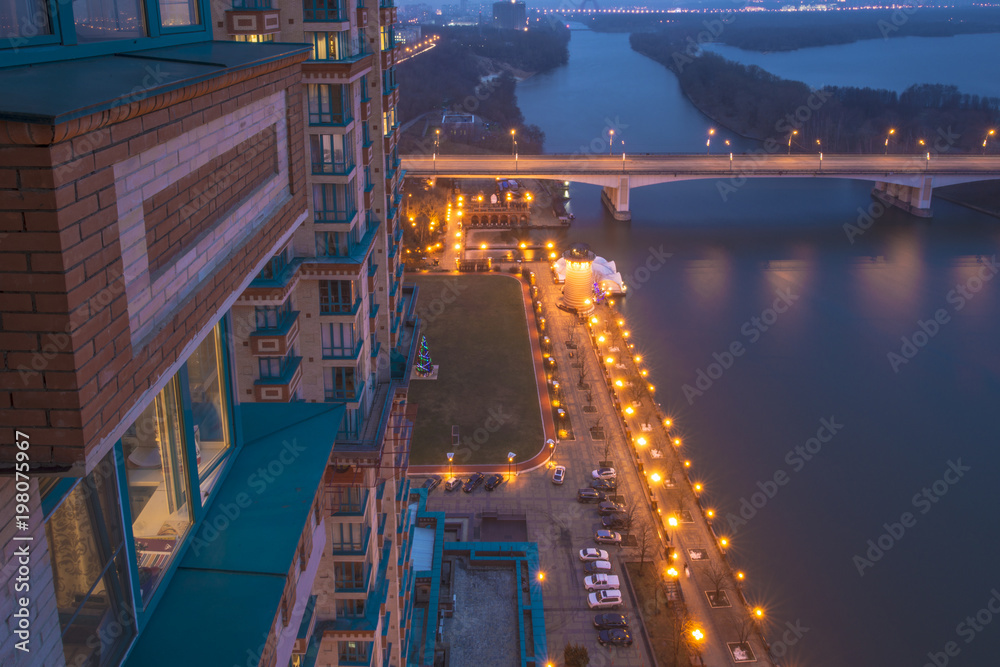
181,402,344,574
124,569,285,667
123,402,343,667
0,41,311,124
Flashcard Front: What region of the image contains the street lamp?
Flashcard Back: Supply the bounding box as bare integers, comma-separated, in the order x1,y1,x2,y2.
447,452,454,479
884,127,895,155
508,451,517,478
706,128,715,155
787,129,797,155
609,128,614,156
984,129,996,154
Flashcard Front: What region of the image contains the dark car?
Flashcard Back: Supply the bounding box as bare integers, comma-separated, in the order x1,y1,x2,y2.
577,488,606,503
591,478,618,492
463,473,485,493
598,501,626,516
598,629,633,647
484,473,504,490
602,514,628,529
593,613,629,630
422,475,442,492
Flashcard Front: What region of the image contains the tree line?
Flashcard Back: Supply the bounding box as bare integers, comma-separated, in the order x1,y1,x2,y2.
630,33,1000,153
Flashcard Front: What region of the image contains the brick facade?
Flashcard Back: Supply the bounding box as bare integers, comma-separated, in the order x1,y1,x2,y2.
0,53,309,474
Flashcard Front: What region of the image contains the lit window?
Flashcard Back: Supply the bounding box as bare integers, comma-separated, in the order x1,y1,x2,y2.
186,327,232,497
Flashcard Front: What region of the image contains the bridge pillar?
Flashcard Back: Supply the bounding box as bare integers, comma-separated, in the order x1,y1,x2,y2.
872,177,934,218
600,175,631,221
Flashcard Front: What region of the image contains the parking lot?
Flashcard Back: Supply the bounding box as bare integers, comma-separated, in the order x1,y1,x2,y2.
423,445,659,666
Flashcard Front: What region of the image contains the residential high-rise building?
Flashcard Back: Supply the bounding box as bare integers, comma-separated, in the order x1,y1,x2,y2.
0,0,419,662
492,0,526,30
213,0,419,665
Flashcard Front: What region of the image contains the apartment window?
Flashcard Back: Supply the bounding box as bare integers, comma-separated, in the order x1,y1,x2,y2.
310,132,354,175
2,0,53,39
232,0,271,6
359,74,370,103
319,280,355,314
303,0,341,20
331,522,364,551
322,322,356,358
338,641,372,664
316,231,349,257
324,365,357,400
158,0,198,27
122,377,192,606
308,83,352,125
313,181,356,223
257,245,290,281
379,24,393,51
187,327,232,498
233,33,274,41
381,66,396,91
336,598,366,617
334,562,366,590
382,107,396,137
259,350,296,379
328,484,364,514
310,30,352,59
45,450,136,666
255,301,292,331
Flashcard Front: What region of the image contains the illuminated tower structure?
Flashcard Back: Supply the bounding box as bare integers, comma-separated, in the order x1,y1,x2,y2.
560,243,596,315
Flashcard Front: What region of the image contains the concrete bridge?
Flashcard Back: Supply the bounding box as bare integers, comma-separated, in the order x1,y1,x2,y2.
400,153,1000,220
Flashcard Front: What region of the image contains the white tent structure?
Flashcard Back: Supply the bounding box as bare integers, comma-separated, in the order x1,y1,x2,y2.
552,255,626,295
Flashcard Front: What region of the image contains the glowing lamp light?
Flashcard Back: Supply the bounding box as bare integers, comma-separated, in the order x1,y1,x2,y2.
684,460,692,468
590,317,599,324
673,438,681,447
549,252,557,259
519,242,527,249
605,357,614,364
650,472,661,483
736,571,746,581
664,418,672,427
754,607,764,619
624,406,634,416
694,482,703,493
480,243,488,250
706,509,715,519
614,379,623,387
691,628,705,642
648,384,655,393
537,571,545,581
719,537,729,548
668,516,678,528
636,436,647,446
666,566,679,577
640,369,648,377
598,335,606,343
546,241,554,249
634,355,642,362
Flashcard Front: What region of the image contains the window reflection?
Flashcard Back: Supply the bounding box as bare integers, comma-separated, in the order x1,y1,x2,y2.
46,451,135,666
186,328,231,499
123,377,191,606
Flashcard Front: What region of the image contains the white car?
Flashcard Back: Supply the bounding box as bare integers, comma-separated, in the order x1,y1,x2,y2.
587,589,623,609
584,574,621,591
591,467,616,480
551,465,566,485
579,548,610,562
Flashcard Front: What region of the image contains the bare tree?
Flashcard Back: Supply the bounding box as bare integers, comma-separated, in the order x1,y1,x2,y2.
585,391,594,409
602,436,612,465
736,615,756,648
705,562,729,607
636,521,656,573
666,605,693,666
620,504,639,538
577,365,588,388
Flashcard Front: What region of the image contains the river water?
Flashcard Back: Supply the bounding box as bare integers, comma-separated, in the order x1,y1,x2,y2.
518,28,1000,666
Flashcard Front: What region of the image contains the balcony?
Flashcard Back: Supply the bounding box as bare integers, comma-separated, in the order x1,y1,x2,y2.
249,310,300,356
311,158,355,177
253,356,302,402
330,525,371,556
315,206,358,225
320,297,363,317
225,7,281,35
323,338,364,361
302,52,373,79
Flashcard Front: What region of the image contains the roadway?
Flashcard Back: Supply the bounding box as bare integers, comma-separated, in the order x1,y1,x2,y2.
402,152,1000,177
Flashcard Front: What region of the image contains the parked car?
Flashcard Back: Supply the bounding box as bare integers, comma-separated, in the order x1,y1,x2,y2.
587,589,623,610
594,530,622,545
583,560,613,574
422,475,442,492
591,468,617,480
584,574,621,591
484,473,504,490
598,501,626,516
463,473,485,493
444,478,461,492
602,514,628,529
579,548,610,562
593,613,629,630
598,628,633,647
551,465,565,485
591,478,618,492
577,488,606,503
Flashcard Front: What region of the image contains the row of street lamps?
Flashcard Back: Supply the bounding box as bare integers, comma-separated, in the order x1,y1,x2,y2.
703,126,998,154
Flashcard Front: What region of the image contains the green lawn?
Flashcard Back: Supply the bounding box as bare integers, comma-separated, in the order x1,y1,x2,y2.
407,274,544,465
